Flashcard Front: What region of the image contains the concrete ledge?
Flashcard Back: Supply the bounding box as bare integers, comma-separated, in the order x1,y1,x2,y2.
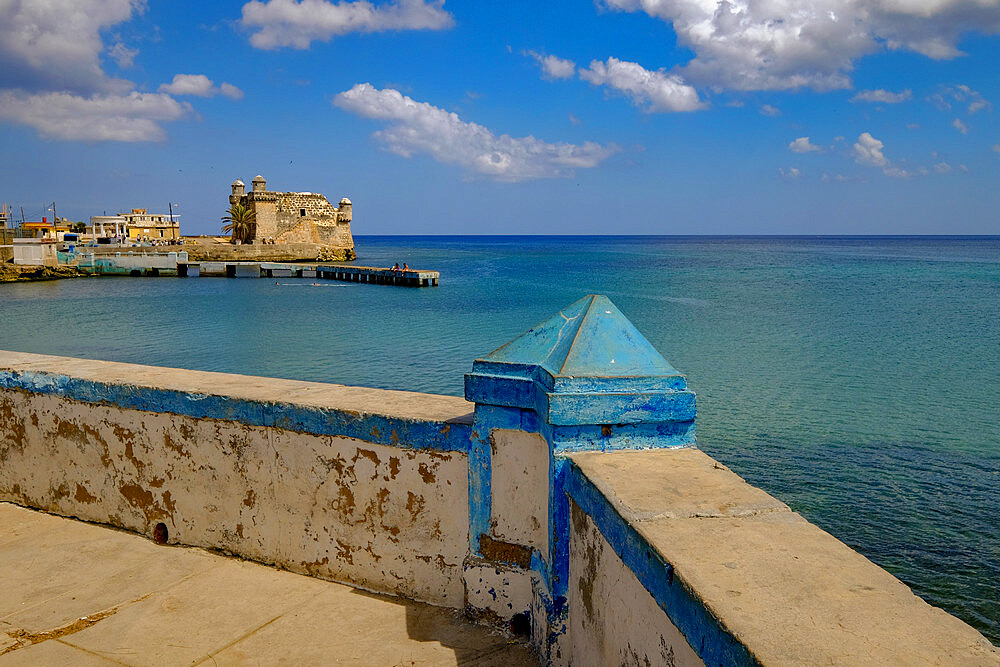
0,351,473,452
567,448,1000,666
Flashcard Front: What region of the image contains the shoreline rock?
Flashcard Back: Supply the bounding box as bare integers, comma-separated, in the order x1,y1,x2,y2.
0,264,89,283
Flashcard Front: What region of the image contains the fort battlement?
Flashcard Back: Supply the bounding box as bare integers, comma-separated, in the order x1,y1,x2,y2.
0,297,996,665
229,175,354,253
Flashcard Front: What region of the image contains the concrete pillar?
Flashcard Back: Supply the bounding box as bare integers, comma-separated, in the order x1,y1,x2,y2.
463,295,696,663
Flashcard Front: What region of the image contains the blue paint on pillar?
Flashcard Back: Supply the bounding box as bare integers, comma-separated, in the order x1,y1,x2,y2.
463,294,699,656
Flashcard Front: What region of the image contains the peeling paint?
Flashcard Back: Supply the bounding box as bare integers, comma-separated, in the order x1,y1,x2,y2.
74,483,97,504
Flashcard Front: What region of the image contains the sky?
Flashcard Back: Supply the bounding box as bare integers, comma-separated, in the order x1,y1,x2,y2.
0,0,998,235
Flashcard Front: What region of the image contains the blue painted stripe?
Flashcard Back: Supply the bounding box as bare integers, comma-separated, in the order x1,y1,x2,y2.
546,390,696,425
0,370,472,452
562,458,758,666
551,421,695,452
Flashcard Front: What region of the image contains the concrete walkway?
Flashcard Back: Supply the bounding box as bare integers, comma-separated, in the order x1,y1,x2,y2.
0,503,537,666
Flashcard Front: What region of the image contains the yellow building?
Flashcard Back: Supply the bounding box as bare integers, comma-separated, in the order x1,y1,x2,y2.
123,209,180,241
20,219,72,240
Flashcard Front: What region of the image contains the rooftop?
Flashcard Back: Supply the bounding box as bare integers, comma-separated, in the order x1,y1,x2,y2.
0,503,536,666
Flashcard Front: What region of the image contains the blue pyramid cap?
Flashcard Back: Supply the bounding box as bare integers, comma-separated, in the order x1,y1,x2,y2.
481,295,681,380
466,294,696,444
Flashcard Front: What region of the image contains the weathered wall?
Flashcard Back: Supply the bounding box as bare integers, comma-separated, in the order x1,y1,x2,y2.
0,352,472,607
182,241,355,262
569,501,702,667
563,448,1000,666
2,329,998,667
272,192,353,248
249,192,278,240
235,188,353,250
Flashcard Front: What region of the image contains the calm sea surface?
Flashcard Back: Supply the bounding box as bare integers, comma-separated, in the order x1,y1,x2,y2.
2,235,998,642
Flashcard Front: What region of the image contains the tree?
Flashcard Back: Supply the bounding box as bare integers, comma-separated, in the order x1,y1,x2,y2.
221,203,256,244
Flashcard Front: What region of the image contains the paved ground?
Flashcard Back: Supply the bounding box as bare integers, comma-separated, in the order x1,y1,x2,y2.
0,503,537,666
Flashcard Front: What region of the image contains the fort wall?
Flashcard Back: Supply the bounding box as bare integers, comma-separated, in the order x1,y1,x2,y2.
230,176,355,252
0,296,996,666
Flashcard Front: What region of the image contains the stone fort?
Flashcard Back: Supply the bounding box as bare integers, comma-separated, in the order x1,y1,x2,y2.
230,175,355,255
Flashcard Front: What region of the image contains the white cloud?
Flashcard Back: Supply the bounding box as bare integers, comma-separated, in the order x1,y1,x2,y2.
108,42,139,69
853,132,889,168
779,167,801,179
934,162,952,173
851,131,927,178
159,74,244,100
240,0,454,50
333,83,619,181
0,0,139,94
852,89,912,103
579,58,705,112
759,104,781,117
525,51,576,80
599,0,1000,92
930,84,992,113
953,118,968,134
0,0,201,142
993,144,1000,153
219,83,245,100
0,90,192,142
822,172,867,183
789,137,822,153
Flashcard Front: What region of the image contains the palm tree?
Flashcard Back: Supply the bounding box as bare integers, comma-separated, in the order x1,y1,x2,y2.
221,203,256,244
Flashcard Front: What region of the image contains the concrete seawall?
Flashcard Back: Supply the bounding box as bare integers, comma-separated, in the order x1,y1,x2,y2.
1,295,997,665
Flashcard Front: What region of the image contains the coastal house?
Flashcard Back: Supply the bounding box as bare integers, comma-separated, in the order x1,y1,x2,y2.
19,218,71,241
229,175,354,249
89,215,128,242
121,208,180,242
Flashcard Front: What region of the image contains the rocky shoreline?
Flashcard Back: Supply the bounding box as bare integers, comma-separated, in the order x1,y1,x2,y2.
0,264,90,283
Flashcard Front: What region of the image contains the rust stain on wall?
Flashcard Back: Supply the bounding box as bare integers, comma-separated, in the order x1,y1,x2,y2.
417,463,436,484
55,420,89,448
300,556,330,576
479,534,532,569
335,539,354,565
572,502,600,621
332,485,356,518
0,397,28,462
163,432,191,459
354,448,380,467
122,439,145,475
74,484,98,504
118,483,170,525
405,492,426,522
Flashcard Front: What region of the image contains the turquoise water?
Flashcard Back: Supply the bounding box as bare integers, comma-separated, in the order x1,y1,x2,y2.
2,235,998,643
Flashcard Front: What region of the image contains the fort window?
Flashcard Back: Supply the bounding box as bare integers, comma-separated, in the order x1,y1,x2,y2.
300,209,306,217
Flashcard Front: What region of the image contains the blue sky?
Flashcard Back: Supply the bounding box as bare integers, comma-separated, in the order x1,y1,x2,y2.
0,0,998,235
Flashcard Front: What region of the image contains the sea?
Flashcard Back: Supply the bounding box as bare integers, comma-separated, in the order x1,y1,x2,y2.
2,235,998,644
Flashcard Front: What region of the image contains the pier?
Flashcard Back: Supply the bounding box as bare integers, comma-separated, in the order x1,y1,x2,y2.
186,262,439,286
53,251,440,286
